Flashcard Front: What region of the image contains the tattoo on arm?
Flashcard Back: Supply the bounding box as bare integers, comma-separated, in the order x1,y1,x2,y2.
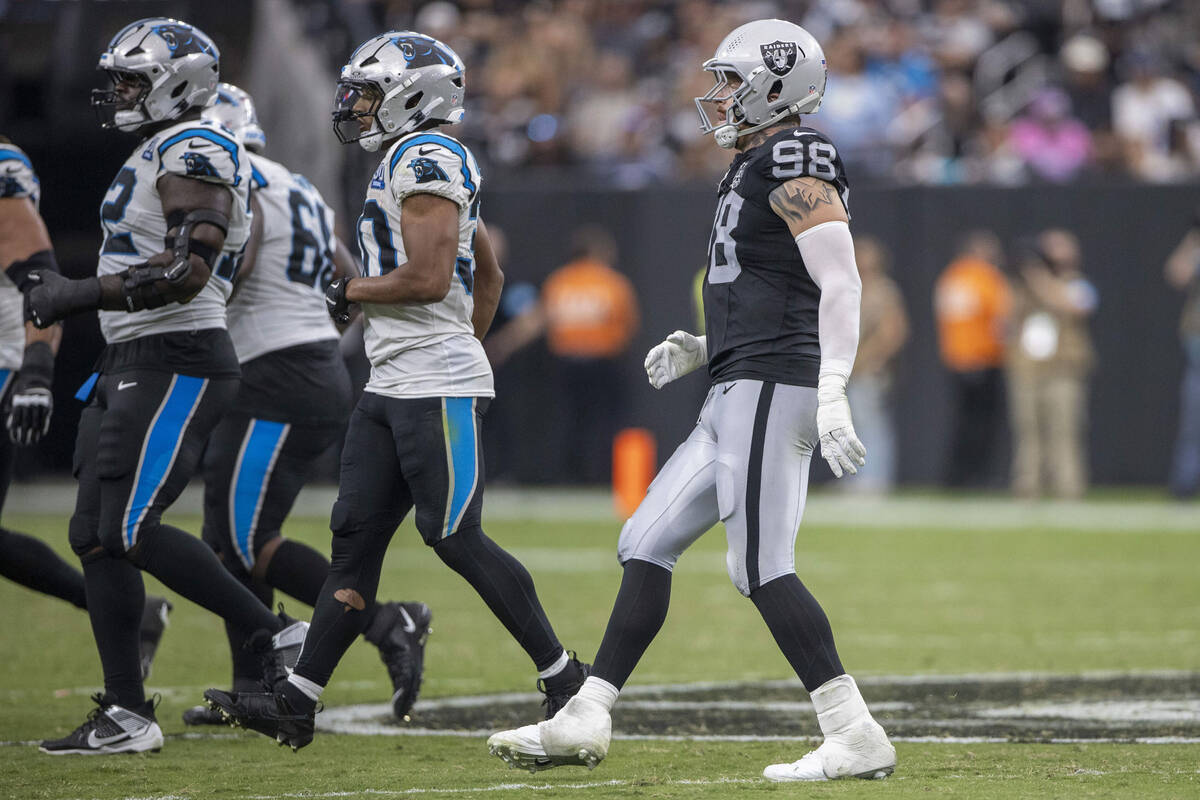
769,177,847,237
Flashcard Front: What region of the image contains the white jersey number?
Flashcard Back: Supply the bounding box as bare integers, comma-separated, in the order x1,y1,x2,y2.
707,191,744,285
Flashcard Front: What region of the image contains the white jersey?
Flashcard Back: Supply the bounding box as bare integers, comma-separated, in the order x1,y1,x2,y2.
0,142,40,371
97,118,252,344
356,130,492,398
227,153,339,363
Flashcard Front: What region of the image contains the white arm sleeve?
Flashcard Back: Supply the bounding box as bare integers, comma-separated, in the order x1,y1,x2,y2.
796,220,861,383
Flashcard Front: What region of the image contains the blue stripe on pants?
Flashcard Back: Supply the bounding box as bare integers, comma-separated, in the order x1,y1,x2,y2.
230,419,290,570
0,370,12,399
443,397,478,537
124,375,208,549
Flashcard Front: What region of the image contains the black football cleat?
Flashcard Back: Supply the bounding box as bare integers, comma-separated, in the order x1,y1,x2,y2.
203,688,315,751
364,601,432,721
40,694,163,755
538,652,591,719
181,704,226,726
253,606,310,691
138,596,173,680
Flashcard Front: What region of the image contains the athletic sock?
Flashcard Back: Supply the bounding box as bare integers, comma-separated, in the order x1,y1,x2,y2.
82,552,146,708
132,524,281,635
263,539,332,607
538,650,569,679
590,559,672,690
575,676,620,712
749,573,844,692
433,527,563,671
0,527,88,609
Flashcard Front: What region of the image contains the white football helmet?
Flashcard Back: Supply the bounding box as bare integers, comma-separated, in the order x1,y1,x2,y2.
332,31,465,152
92,17,220,132
204,83,267,153
695,19,827,149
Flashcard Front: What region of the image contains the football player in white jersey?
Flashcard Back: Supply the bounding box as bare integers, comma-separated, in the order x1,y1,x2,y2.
28,19,305,756
177,84,433,727
0,136,173,680
205,32,587,751
487,20,895,782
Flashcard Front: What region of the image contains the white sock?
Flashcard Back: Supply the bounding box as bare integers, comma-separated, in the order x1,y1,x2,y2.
538,650,569,680
574,676,620,713
811,674,870,736
286,673,325,702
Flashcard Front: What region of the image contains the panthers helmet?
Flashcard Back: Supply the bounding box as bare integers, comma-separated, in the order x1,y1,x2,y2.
332,31,465,152
92,17,220,132
695,20,827,149
204,83,267,153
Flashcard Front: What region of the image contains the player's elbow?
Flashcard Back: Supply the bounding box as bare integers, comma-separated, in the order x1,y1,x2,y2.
412,268,453,303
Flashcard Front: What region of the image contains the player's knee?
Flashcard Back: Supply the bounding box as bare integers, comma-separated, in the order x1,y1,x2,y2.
68,513,104,559
616,516,681,572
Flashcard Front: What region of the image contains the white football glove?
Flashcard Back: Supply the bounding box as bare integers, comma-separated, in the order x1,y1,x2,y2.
815,372,866,478
644,331,707,389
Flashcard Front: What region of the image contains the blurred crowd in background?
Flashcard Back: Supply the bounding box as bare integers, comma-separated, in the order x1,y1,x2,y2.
289,0,1200,186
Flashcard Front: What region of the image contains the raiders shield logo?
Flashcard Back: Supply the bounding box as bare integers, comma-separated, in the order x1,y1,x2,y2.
760,40,800,76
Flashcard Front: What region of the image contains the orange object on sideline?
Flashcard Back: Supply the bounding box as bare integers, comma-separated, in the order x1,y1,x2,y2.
613,428,656,518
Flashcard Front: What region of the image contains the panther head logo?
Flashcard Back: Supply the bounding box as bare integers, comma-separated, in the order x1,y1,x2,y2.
182,151,219,178
408,156,449,184
152,24,214,59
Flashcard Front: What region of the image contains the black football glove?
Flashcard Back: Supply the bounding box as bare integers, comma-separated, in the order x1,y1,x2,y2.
325,277,354,325
24,270,101,329
6,340,54,446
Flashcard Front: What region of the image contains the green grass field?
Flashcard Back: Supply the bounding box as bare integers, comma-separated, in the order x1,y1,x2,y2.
2,492,1198,799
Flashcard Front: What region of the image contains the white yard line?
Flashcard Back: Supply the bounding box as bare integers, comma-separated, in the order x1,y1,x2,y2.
8,484,1200,531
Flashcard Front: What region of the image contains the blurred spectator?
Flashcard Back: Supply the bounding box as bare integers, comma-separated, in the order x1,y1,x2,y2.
934,231,1012,488
814,28,903,178
1164,212,1200,497
479,227,541,483
1112,51,1197,182
1009,87,1093,182
846,237,909,493
540,227,640,484
282,0,1200,187
1006,229,1098,499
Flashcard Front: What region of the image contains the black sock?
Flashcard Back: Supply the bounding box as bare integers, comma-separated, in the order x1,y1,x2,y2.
131,524,280,635
82,552,145,708
263,539,331,608
591,559,672,689
749,573,844,692
0,527,88,609
434,527,562,671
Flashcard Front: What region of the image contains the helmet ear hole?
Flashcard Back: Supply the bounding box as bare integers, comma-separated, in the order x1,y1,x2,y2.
171,81,188,98
769,79,783,99
404,91,424,110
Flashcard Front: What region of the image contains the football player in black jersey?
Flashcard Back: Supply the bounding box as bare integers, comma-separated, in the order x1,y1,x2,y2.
488,20,895,781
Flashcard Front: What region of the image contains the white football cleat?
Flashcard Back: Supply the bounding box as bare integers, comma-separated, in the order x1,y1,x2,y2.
488,695,611,773
763,673,896,782
762,718,895,781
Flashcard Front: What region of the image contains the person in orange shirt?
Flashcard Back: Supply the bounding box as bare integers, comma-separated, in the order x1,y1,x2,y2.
541,227,639,483
934,230,1012,487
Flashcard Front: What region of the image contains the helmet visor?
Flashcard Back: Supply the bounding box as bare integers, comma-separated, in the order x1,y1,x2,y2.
332,81,383,144
91,70,150,128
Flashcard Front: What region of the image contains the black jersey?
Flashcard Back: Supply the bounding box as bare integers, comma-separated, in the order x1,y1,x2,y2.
702,126,850,388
